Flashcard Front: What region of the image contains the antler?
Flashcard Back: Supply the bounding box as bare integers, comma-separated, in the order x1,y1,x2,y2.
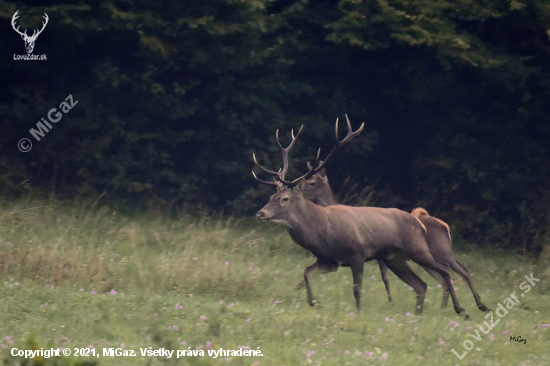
252,125,304,186
252,115,364,188
276,125,304,180
11,11,27,37
278,114,364,186
251,171,280,187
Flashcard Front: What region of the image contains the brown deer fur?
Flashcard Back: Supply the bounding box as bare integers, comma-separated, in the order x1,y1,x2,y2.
303,169,489,312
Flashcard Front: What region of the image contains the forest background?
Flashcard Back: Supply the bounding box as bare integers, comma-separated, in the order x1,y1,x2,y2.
2,0,550,254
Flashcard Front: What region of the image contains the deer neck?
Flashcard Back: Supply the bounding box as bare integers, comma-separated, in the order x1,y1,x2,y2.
317,185,339,207
286,198,330,254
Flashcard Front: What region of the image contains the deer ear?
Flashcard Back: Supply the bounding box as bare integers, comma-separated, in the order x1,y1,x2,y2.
295,178,306,191
317,168,327,178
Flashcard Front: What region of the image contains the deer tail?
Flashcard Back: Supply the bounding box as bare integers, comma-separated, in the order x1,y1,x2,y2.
411,207,430,218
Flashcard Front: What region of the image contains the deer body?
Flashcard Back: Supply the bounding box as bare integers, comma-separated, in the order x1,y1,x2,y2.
285,203,424,264
303,169,489,312
257,184,469,317
253,116,470,318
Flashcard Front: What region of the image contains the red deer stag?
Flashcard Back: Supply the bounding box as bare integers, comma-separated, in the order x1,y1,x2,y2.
302,165,489,312
252,117,470,318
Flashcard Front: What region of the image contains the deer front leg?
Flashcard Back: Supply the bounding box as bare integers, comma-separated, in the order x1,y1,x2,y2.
302,260,337,306
296,264,338,290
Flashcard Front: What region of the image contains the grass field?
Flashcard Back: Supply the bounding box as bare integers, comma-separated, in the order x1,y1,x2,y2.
0,198,548,365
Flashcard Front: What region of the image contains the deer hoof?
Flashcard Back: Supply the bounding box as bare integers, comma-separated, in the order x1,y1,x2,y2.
415,306,423,314
456,308,471,320
478,305,491,312
309,300,322,308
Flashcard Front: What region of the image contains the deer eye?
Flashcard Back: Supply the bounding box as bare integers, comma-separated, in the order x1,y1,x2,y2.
281,197,289,202
308,182,315,186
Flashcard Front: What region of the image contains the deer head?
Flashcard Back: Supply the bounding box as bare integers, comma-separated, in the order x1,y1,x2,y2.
253,115,364,223
255,181,306,227
12,11,49,54
302,160,338,205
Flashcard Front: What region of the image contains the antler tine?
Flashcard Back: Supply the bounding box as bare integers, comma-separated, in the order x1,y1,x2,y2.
281,116,364,187
343,114,365,142
252,171,280,187
253,153,280,177
315,115,364,171
276,125,304,180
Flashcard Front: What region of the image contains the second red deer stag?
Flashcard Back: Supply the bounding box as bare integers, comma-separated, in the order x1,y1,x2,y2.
252,117,470,318
302,165,490,312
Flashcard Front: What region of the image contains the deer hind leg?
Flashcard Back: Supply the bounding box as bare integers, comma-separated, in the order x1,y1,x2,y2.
411,252,470,319
378,259,393,302
450,259,491,312
383,256,427,314
421,266,450,308
302,260,337,307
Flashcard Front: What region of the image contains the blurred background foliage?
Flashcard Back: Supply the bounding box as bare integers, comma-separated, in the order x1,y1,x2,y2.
1,0,550,253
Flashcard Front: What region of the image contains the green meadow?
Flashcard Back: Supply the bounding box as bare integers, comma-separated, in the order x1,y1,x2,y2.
0,198,548,365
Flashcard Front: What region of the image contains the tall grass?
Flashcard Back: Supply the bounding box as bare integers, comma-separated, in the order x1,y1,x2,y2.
0,198,548,365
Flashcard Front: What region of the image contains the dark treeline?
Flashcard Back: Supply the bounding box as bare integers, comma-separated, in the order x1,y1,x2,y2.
1,0,550,253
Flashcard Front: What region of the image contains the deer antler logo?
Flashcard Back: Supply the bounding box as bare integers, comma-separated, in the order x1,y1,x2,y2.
12,11,49,54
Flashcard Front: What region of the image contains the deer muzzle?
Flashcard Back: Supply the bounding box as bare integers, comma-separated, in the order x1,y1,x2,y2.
256,210,270,221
